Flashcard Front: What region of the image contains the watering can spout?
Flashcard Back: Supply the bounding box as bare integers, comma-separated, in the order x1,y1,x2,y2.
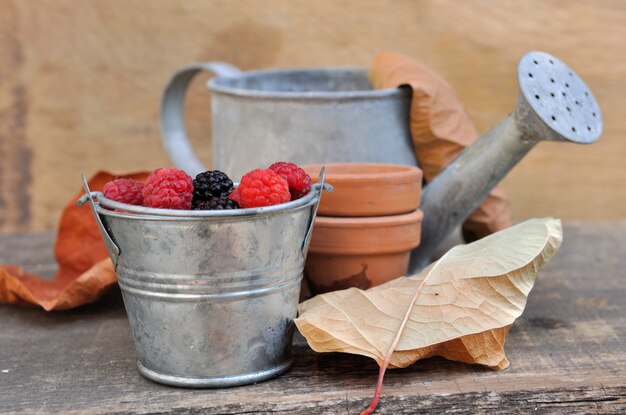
409,51,603,273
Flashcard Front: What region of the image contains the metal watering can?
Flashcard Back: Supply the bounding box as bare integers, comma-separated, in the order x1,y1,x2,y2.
161,51,602,271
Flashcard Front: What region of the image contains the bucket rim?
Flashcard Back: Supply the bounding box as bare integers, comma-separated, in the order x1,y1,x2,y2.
89,183,326,219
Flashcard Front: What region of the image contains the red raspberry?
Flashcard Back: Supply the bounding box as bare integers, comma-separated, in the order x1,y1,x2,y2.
269,162,312,200
238,169,291,208
103,179,145,205
143,168,193,209
228,187,241,204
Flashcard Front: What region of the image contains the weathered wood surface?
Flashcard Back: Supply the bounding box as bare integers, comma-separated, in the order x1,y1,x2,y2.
0,221,625,414
1,1,625,233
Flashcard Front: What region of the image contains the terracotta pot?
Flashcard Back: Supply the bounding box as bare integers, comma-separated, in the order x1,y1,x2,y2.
302,163,422,217
305,209,423,294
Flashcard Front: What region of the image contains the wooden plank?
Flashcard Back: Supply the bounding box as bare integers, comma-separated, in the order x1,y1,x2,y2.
0,221,625,414
0,1,625,232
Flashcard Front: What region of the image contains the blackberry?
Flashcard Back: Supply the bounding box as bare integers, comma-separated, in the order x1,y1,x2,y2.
192,194,239,210
192,170,233,204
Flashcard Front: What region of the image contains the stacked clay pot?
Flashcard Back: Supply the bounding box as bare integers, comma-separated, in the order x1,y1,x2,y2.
303,163,424,294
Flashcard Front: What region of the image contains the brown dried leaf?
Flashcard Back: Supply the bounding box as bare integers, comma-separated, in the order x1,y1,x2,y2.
0,171,149,310
296,218,562,412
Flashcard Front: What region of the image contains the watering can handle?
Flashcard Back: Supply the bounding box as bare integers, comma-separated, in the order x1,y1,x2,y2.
160,62,242,177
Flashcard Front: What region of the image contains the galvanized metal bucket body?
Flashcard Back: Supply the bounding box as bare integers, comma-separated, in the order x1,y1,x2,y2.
161,63,417,179
83,183,325,388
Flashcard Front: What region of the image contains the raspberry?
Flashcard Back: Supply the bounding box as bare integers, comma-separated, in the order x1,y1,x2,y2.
192,170,233,205
269,162,312,200
228,188,241,205
193,194,239,210
143,168,193,209
103,179,145,205
238,169,291,208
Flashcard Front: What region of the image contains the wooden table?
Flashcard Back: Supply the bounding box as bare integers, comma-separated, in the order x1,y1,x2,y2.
1,221,625,414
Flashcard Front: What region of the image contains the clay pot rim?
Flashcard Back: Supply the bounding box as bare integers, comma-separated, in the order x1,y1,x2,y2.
314,209,423,228
309,209,423,254
303,163,423,184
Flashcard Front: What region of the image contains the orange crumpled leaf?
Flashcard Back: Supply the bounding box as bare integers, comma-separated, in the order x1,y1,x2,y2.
0,171,149,311
369,51,511,240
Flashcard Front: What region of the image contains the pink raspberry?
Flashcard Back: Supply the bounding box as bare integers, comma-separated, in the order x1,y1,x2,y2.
142,168,193,209
103,179,145,205
238,169,291,208
269,162,312,200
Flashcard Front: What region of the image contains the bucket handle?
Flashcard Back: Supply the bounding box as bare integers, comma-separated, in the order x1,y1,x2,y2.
301,167,332,256
78,174,120,269
160,62,242,177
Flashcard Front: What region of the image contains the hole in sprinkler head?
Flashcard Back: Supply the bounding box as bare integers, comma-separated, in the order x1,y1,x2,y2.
565,83,570,88
562,91,567,97
549,59,554,64
575,100,580,105
550,78,555,83
585,91,589,96
572,126,576,132
533,60,538,65
587,126,592,131
569,72,573,76
551,115,556,121
550,92,555,97
535,94,540,100
528,72,533,78
592,112,597,117
566,107,571,112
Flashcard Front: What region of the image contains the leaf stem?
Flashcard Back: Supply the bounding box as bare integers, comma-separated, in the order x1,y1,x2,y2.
359,363,386,415
360,258,446,414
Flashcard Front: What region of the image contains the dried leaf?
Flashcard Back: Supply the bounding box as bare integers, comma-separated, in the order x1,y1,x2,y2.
0,171,149,311
296,218,562,413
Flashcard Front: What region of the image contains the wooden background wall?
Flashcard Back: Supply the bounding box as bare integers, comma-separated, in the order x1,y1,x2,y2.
0,0,624,232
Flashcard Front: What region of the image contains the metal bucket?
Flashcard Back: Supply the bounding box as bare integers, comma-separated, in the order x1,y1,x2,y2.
80,178,328,388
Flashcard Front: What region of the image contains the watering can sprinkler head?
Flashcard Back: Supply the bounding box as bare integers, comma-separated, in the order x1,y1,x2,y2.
514,51,602,144
409,51,603,273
